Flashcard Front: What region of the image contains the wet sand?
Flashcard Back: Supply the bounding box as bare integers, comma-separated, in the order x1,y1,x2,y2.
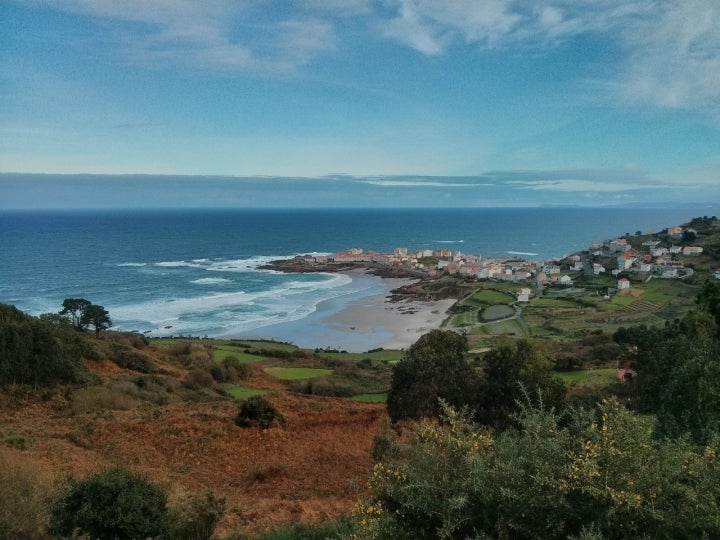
236,273,455,352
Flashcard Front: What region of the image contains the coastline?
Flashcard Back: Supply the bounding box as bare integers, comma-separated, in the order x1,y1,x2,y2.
235,271,455,352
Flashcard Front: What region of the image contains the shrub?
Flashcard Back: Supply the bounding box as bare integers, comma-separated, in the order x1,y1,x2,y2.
354,400,720,539
111,345,157,373
235,395,284,429
166,492,226,540
184,368,215,390
0,449,53,538
50,466,169,540
222,356,252,381
290,378,355,398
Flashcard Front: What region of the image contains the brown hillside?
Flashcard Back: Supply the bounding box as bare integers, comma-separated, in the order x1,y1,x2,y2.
1,350,386,536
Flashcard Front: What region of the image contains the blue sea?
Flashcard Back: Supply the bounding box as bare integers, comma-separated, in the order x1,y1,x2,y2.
0,207,712,347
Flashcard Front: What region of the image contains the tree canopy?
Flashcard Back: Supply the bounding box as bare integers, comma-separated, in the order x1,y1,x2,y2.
387,330,475,422
0,304,87,386
59,298,112,336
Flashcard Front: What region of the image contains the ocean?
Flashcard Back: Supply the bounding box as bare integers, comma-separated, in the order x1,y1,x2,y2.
0,207,712,345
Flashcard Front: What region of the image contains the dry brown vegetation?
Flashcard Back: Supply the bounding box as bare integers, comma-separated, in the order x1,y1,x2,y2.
0,338,385,537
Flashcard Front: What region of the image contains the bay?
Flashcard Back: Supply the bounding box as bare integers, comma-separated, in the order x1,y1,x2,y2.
0,207,712,343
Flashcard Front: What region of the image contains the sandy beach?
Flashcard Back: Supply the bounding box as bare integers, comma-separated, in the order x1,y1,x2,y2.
322,277,456,350
236,273,455,352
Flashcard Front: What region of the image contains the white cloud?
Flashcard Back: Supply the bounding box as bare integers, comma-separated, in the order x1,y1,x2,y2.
361,179,490,187
506,179,677,192
375,0,720,113
35,0,336,73
613,0,720,111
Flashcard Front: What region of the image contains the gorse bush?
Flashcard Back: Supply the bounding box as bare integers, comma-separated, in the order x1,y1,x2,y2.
50,466,169,539
352,399,720,540
166,492,227,540
235,395,284,429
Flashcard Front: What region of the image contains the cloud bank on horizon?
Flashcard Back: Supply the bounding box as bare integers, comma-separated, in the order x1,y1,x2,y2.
1,0,719,207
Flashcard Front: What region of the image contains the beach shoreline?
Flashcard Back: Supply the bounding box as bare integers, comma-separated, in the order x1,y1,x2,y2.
234,271,455,352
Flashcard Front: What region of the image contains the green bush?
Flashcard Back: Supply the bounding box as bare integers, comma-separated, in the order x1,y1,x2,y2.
222,356,252,381
50,466,169,539
0,304,87,386
113,348,157,373
353,400,720,539
235,395,284,429
167,492,226,540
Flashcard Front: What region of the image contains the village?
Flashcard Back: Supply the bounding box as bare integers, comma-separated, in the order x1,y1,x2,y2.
282,220,719,304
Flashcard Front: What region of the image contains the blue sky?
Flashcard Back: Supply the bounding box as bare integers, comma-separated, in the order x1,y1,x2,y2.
1,0,719,208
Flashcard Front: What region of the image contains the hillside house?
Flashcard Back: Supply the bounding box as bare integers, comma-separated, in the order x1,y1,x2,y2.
517,288,532,302
682,246,704,256
668,226,683,238
558,275,573,286
609,239,631,252
618,278,631,290
542,264,561,275
617,254,636,271
593,263,606,275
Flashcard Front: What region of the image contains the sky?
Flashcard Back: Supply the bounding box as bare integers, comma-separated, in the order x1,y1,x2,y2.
1,0,719,208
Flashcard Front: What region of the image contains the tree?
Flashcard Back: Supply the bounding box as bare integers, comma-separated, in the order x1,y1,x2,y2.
50,466,169,540
386,330,476,422
681,229,697,244
81,303,112,337
59,298,91,331
635,311,720,444
476,339,566,429
0,304,86,386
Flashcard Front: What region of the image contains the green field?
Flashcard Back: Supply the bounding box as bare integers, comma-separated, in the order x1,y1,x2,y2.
319,349,404,362
476,319,524,336
481,305,514,321
452,310,479,327
224,385,270,399
470,289,515,304
264,367,333,380
211,346,267,363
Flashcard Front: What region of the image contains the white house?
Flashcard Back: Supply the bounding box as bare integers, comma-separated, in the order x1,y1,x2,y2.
517,288,532,302
714,270,720,280
618,278,631,290
558,275,573,286
542,264,561,275
683,246,704,256
617,253,636,271
593,263,606,275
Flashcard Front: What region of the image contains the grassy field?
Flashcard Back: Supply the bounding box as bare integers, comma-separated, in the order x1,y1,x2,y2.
452,310,479,327
476,319,524,335
264,367,333,380
223,385,270,399
318,349,404,362
481,305,514,321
